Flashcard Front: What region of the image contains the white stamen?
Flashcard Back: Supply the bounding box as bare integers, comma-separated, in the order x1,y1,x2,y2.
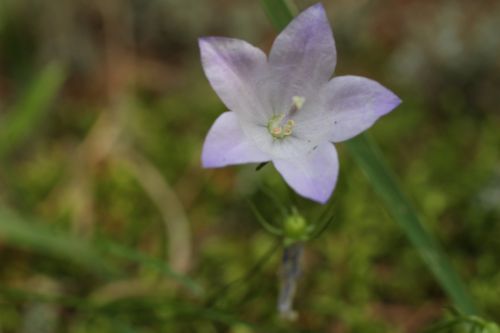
267,96,303,139
292,96,306,110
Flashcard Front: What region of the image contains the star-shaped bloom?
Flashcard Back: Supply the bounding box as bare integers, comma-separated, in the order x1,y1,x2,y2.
199,3,401,203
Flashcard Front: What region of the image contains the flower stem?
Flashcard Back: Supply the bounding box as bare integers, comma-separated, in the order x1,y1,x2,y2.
277,242,304,320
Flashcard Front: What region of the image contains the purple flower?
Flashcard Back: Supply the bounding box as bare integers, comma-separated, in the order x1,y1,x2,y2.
199,3,401,203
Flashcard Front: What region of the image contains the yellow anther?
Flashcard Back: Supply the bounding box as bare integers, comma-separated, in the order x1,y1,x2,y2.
268,113,296,139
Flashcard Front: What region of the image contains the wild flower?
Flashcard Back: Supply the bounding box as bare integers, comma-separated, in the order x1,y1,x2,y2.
200,3,400,203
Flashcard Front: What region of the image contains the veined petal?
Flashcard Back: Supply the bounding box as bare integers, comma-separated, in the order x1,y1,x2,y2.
268,3,336,113
324,76,401,142
202,112,270,168
199,37,269,122
273,143,339,204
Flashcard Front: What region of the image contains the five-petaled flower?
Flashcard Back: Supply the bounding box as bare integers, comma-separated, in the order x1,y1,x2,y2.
199,3,401,203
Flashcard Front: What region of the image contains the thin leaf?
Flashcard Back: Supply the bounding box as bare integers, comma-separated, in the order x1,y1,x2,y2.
310,199,338,239
248,200,283,236
424,319,462,333
259,185,289,219
309,211,335,241
259,0,296,31
345,134,478,314
0,62,66,158
205,240,280,307
260,0,478,315
0,209,117,278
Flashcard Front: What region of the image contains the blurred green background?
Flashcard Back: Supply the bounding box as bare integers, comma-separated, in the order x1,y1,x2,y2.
0,0,499,332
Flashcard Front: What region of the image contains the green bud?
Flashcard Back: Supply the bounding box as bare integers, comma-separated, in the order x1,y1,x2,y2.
283,211,307,242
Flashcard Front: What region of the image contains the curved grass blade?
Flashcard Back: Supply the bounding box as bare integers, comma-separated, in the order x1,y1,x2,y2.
260,0,478,315
0,209,117,278
248,200,283,236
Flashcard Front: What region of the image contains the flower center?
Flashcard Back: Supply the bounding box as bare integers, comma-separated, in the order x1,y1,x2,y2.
267,96,305,139
267,114,294,139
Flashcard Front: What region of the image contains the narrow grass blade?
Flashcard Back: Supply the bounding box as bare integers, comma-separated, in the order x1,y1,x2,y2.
0,62,66,157
346,134,478,314
260,0,478,315
0,209,117,278
259,0,296,31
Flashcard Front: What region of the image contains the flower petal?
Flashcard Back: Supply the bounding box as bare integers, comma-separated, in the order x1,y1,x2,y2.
273,143,339,204
202,112,270,168
199,37,269,122
324,76,401,142
268,3,336,112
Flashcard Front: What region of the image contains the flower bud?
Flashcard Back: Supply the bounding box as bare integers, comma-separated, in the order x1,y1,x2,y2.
283,211,307,242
